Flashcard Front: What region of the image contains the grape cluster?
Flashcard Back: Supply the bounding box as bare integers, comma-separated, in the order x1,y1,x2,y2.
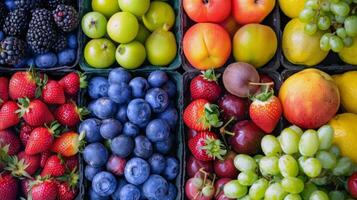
299,0,357,53
223,125,357,200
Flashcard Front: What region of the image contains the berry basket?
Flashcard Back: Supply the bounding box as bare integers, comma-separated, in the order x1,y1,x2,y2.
181,4,281,72
78,70,184,200
78,0,182,72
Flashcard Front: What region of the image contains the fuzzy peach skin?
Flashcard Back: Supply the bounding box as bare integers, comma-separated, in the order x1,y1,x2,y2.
232,0,275,25
279,69,340,129
183,23,231,70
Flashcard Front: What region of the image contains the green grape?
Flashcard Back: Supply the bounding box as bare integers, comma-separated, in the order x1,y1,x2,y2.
310,190,329,200
234,154,257,172
320,33,332,51
316,150,337,169
301,182,318,200
279,127,301,154
297,175,308,183
317,16,331,31
238,195,251,200
254,154,264,163
299,8,316,23
304,22,317,35
305,0,319,9
329,145,341,157
299,130,319,157
259,156,280,176
238,171,258,186
302,158,322,178
335,15,346,23
289,125,303,136
310,176,329,186
345,16,357,37
279,155,299,177
342,0,352,4
261,135,282,156
284,194,302,200
264,183,287,200
329,35,344,52
330,0,340,2
320,0,330,12
330,2,350,17
336,27,347,38
298,156,308,172
281,177,305,194
343,37,353,47
317,125,334,150
224,180,248,199
329,190,346,200
249,178,269,200
332,156,353,176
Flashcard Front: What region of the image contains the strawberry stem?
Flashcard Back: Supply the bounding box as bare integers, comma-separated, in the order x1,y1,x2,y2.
203,103,223,130
200,136,227,160
78,71,88,89
201,69,221,83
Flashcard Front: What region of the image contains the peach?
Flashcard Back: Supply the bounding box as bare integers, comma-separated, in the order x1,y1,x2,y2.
279,69,340,129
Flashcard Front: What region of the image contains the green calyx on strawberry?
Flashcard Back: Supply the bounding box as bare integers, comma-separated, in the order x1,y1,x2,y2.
34,74,48,98
188,132,227,161
202,103,223,129
201,69,220,83
78,72,88,89
57,168,79,189
4,155,31,179
200,136,227,160
249,82,275,101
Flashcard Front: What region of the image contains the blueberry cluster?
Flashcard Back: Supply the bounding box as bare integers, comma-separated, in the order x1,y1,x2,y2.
80,68,179,200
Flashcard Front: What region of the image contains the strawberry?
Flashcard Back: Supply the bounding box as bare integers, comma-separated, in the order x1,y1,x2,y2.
9,70,42,100
54,102,89,127
0,101,20,131
19,123,34,146
64,156,79,172
0,130,21,155
183,99,222,131
51,132,84,157
190,70,222,102
41,155,66,177
25,122,61,155
249,89,282,133
188,131,226,161
58,72,87,96
17,98,54,127
30,178,58,200
56,170,79,200
42,80,66,105
40,151,52,168
0,173,18,200
0,77,9,107
17,151,40,175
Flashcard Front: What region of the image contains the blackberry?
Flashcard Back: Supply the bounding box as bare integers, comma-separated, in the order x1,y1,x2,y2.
47,0,70,10
3,9,29,38
52,33,67,52
0,2,8,27
0,37,26,65
14,0,44,10
26,9,56,54
53,5,78,32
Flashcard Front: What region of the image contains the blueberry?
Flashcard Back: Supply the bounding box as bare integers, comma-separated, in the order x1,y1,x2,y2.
92,97,118,119
123,122,139,137
35,52,57,68
67,33,78,49
129,77,149,98
79,118,102,143
100,119,122,139
148,153,166,174
124,157,150,185
0,32,4,41
133,135,153,159
115,105,128,123
92,171,117,197
145,88,169,113
164,157,179,181
85,165,103,181
26,58,35,67
165,183,178,200
5,0,15,11
111,135,134,158
83,143,108,167
161,80,176,98
157,107,178,130
127,99,151,128
109,68,132,84
89,188,109,200
119,184,141,200
108,82,132,104
111,178,128,200
58,49,76,66
88,77,109,99
142,175,169,200
106,155,126,176
154,134,173,155
148,71,169,87
145,119,170,142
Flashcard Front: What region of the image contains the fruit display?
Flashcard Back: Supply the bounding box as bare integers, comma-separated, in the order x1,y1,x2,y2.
0,1,79,69
0,70,86,199
81,68,180,199
182,0,278,70
81,0,179,70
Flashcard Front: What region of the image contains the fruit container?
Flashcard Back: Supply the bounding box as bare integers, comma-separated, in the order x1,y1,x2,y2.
78,0,182,72
78,71,184,199
181,4,281,72
279,11,357,71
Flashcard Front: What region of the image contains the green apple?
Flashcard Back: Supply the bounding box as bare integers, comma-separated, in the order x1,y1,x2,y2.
84,38,116,68
142,1,175,31
92,0,120,18
81,12,107,39
118,0,150,17
116,41,146,69
145,28,177,66
135,23,151,43
107,12,139,43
